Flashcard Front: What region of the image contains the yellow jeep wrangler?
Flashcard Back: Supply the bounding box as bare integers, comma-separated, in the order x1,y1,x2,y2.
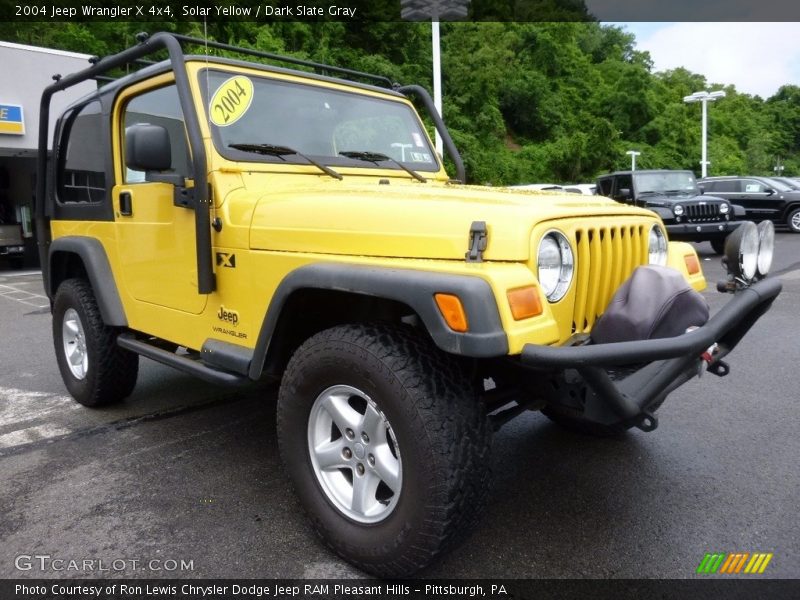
35,33,781,576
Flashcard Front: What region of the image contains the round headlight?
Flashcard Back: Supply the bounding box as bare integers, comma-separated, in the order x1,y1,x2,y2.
719,203,730,214
724,221,759,281
537,231,574,302
756,220,775,277
648,224,668,266
673,204,684,216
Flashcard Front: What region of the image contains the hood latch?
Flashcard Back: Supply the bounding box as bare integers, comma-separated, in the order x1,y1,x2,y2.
465,221,488,263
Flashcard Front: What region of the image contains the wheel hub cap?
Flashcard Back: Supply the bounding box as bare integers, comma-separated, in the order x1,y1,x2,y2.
353,443,366,459
62,308,88,380
307,384,402,523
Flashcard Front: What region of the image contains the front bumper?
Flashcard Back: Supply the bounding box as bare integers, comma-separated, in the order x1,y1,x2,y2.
666,220,742,240
519,277,782,430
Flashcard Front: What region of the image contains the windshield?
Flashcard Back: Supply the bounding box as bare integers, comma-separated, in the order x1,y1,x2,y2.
634,172,699,196
201,69,439,172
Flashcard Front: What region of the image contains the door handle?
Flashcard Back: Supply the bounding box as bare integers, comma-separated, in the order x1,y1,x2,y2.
119,192,133,216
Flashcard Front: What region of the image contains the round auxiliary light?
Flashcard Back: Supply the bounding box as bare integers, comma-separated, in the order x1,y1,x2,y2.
537,231,574,302
756,220,775,278
673,204,684,216
724,221,759,282
648,224,668,266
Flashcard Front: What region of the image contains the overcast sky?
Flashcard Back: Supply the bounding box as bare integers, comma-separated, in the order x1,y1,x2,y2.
611,22,800,99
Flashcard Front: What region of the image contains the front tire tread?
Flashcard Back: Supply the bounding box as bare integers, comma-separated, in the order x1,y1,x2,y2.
52,278,138,407
277,323,491,577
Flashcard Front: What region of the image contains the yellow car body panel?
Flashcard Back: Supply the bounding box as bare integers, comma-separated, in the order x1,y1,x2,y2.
41,35,786,580
47,59,706,358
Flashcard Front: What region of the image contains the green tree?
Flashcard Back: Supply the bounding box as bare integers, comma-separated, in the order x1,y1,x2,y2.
2,20,797,182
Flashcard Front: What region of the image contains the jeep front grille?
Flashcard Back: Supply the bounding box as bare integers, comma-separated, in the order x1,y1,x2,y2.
685,203,723,222
572,224,648,334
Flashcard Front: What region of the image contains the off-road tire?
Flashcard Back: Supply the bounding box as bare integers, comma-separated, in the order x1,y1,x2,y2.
787,207,800,233
277,323,492,577
52,278,138,407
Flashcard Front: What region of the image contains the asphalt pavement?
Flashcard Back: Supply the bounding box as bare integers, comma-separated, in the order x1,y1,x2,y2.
0,237,798,580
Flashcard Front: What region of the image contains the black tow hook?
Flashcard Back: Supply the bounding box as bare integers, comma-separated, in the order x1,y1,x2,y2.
707,360,730,377
634,410,658,432
699,341,730,378
621,409,659,432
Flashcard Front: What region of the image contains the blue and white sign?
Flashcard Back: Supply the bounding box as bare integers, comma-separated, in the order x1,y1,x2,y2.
0,104,25,135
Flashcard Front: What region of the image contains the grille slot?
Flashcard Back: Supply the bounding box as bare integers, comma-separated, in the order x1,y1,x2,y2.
685,202,722,222
572,224,648,334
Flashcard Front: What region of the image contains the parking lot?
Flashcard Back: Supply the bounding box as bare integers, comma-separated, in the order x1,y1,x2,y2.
0,236,798,580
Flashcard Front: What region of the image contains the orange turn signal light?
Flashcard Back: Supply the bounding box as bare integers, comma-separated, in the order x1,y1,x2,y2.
684,254,701,275
434,293,469,332
507,286,543,320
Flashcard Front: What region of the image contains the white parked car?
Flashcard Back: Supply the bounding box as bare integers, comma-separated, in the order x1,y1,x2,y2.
509,183,564,192
562,183,597,195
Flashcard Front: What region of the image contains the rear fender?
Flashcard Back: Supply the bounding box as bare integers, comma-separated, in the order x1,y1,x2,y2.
48,236,127,326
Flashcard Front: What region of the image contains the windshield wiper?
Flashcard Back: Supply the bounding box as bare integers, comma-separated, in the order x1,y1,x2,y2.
228,143,342,180
340,151,427,183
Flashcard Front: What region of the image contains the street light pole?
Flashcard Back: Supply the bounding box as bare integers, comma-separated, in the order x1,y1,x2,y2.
683,90,726,178
626,150,641,171
400,1,470,159
431,20,443,157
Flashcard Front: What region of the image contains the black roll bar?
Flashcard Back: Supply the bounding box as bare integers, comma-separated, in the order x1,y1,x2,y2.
396,84,466,183
170,33,394,88
36,31,215,295
35,32,468,297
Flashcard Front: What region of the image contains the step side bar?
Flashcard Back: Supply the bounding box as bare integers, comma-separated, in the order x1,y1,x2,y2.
118,333,249,387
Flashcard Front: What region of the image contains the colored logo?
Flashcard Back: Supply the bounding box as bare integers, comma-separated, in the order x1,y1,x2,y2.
696,552,773,575
0,104,25,135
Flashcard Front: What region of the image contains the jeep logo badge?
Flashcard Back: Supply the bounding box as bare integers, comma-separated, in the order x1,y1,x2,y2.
217,306,239,326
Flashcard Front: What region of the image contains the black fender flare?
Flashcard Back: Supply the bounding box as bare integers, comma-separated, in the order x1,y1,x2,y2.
645,206,673,221
48,236,127,326
249,263,509,379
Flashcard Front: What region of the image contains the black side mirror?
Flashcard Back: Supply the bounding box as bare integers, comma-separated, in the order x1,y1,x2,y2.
765,188,776,196
125,124,172,172
698,185,705,195
616,187,632,200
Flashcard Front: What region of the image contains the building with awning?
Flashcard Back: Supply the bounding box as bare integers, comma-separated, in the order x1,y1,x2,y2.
0,41,96,267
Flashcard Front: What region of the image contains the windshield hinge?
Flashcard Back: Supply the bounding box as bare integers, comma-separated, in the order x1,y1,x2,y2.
173,185,193,209
465,221,488,263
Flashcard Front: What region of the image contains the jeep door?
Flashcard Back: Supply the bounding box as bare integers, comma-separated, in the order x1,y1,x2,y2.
111,77,207,314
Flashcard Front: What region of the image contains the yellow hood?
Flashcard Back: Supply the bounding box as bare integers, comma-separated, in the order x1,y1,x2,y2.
243,177,656,260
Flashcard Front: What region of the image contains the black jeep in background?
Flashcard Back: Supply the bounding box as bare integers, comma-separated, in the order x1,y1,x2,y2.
699,175,800,234
597,170,741,254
